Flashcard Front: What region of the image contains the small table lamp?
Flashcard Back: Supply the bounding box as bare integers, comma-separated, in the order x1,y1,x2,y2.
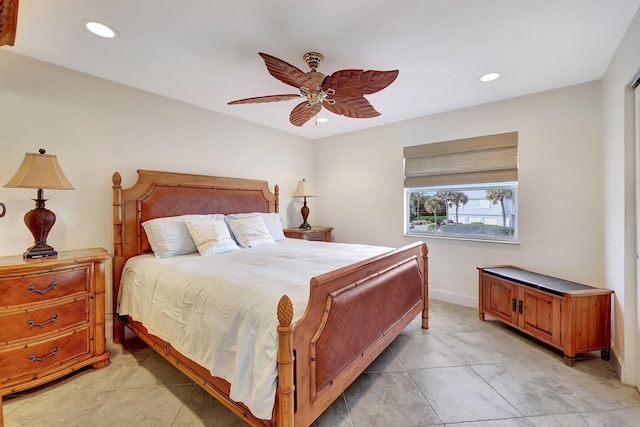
292,178,317,230
4,149,75,259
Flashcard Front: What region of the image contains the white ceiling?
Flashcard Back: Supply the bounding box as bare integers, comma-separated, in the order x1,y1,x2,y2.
4,0,640,140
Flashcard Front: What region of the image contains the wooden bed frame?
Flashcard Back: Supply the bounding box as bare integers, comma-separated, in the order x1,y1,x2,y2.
111,169,429,427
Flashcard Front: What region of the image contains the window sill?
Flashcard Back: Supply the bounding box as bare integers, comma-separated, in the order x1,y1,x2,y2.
404,233,520,245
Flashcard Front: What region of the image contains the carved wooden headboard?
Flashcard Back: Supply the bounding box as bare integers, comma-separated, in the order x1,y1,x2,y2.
111,169,279,314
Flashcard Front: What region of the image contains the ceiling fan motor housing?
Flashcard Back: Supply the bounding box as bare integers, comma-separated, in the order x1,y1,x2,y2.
303,52,325,85
303,52,324,70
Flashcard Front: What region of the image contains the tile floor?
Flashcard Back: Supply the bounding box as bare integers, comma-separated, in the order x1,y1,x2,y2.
3,300,640,426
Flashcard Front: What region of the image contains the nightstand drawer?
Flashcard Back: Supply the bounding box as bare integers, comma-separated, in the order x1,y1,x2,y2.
0,328,90,382
284,226,333,242
0,267,88,308
306,232,328,241
0,298,89,344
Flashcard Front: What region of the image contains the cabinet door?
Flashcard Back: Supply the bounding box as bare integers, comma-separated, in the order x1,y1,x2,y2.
482,275,517,324
517,286,561,345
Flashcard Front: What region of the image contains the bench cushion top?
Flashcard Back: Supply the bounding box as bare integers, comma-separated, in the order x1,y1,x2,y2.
482,267,592,296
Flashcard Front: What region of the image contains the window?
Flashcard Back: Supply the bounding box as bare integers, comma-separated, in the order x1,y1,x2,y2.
404,132,518,242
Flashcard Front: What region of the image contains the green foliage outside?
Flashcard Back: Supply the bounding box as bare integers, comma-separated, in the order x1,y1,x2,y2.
440,223,514,237
409,222,514,237
412,215,446,223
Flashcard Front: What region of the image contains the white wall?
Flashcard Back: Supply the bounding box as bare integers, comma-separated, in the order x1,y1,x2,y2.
602,6,640,385
314,81,604,308
0,50,314,316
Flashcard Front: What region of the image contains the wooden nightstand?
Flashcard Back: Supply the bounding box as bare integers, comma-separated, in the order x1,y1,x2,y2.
0,248,112,402
284,226,333,242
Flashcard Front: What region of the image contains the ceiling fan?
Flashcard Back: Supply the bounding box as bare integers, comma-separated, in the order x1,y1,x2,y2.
228,52,399,127
0,0,19,46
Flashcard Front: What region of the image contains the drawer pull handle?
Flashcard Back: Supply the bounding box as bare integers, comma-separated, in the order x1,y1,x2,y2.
28,346,58,362
27,281,58,294
27,314,58,328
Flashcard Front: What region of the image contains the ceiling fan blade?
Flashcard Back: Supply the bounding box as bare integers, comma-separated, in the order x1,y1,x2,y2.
259,53,318,92
323,96,380,119
322,69,399,98
228,94,302,105
290,101,321,127
0,0,19,46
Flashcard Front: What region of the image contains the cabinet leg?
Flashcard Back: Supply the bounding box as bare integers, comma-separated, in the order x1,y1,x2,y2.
91,350,112,369
563,355,576,367
92,360,110,369
479,312,485,321
601,349,611,361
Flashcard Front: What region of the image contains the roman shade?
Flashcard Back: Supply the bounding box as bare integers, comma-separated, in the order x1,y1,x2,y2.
403,131,518,187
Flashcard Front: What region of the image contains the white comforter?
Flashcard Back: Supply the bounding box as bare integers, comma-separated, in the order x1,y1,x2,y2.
118,238,390,419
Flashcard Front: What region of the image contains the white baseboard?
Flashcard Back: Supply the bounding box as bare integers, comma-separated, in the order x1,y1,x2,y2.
429,288,477,308
105,313,113,341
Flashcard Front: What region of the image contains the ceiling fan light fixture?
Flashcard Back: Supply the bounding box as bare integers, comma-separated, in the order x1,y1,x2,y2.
316,117,328,123
480,72,501,82
85,21,118,38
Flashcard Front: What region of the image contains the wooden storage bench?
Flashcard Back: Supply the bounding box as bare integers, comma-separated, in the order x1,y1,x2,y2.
478,266,613,366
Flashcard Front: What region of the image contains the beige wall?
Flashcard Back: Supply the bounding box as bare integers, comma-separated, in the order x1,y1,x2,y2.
0,50,314,316
314,81,604,307
602,7,640,385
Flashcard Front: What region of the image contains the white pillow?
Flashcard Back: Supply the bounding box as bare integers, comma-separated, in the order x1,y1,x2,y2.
142,214,225,258
185,219,239,256
225,212,285,241
226,215,276,248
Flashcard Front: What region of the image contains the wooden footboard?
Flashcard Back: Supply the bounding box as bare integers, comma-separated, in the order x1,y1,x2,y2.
278,241,428,427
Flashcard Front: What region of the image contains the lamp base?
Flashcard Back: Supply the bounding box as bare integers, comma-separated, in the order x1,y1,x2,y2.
23,189,58,259
299,200,311,230
24,244,58,259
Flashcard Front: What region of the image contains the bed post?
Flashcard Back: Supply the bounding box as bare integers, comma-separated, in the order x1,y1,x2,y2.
421,242,429,329
277,295,294,427
112,172,126,343
274,184,280,214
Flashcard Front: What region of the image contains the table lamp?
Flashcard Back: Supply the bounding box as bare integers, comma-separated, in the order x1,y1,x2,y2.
4,149,75,258
292,178,316,230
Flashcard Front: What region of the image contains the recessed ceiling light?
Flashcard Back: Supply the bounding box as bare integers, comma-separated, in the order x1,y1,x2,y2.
480,72,501,82
85,21,117,38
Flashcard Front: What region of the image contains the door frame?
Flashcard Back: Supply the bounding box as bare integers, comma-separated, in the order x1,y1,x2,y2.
634,81,640,392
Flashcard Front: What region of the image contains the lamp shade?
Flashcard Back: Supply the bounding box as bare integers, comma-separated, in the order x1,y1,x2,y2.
291,179,316,198
4,150,75,190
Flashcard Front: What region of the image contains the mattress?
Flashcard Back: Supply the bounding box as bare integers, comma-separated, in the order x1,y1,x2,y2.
117,238,390,418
